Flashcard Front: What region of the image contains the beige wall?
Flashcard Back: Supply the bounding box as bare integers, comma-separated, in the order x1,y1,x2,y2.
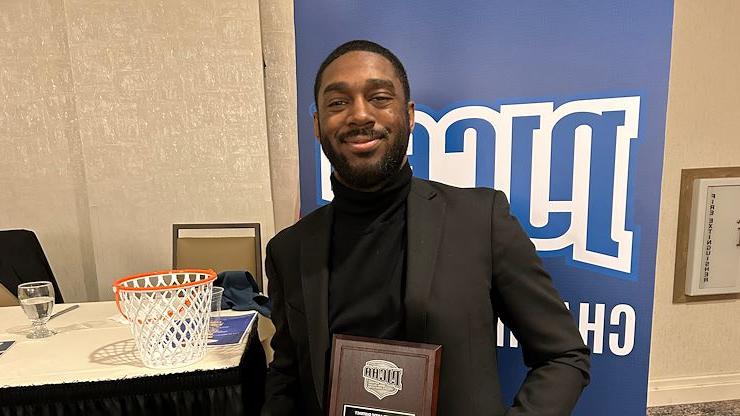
259,0,299,233
0,0,92,301
0,0,298,301
648,0,740,405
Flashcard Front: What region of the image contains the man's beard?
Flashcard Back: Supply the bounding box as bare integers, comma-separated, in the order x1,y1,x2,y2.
319,121,409,190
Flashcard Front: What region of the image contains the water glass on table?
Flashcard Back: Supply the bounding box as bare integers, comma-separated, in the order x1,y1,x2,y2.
209,286,224,336
18,281,56,339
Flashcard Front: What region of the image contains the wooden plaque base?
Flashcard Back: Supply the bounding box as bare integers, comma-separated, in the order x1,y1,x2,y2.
328,334,441,416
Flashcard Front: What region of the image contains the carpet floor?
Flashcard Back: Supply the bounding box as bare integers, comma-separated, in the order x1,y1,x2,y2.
647,400,740,415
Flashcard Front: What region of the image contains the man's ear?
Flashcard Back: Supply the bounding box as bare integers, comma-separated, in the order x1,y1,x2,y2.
313,111,320,140
407,101,415,131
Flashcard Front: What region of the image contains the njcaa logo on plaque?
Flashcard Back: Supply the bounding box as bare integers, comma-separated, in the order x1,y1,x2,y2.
362,360,403,400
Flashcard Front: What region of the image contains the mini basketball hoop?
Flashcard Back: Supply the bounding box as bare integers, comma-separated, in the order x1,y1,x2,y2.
112,269,216,368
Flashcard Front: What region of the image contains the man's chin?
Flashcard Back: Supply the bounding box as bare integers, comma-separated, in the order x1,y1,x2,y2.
335,164,389,190
325,139,408,190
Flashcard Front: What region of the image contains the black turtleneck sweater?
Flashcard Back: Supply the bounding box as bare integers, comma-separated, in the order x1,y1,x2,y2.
328,163,412,341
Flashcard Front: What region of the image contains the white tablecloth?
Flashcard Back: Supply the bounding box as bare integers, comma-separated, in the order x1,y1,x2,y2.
0,301,254,388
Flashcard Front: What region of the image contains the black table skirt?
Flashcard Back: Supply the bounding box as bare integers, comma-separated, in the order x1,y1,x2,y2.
0,333,266,416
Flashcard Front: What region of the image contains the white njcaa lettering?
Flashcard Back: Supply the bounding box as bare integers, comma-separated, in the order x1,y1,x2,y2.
608,304,636,356
497,302,637,356
318,96,640,273
363,360,403,400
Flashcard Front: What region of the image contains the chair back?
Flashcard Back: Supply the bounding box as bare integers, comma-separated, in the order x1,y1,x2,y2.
0,283,19,307
0,229,64,303
172,223,263,291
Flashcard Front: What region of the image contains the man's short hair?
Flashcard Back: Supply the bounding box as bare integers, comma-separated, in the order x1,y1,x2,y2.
313,40,410,107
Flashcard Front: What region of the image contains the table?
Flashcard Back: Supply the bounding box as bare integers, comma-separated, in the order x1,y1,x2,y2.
0,301,266,415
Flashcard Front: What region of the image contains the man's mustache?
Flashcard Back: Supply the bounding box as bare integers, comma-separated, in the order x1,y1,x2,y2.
337,127,390,142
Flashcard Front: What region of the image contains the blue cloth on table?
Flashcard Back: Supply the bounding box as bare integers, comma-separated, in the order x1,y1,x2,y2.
214,270,271,318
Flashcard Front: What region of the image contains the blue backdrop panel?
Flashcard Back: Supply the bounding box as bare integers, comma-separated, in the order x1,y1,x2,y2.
294,2,673,414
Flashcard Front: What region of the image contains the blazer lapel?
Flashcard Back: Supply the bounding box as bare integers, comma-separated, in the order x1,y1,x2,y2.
299,204,332,408
405,179,446,341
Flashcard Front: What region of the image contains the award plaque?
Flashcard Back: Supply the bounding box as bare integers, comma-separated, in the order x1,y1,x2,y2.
327,334,441,416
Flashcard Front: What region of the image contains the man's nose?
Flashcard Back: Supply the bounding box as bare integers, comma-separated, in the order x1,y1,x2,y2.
346,98,374,127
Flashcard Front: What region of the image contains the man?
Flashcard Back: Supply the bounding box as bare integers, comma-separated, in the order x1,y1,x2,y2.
262,40,590,415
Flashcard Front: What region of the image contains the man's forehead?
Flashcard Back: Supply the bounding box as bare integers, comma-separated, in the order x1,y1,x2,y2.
320,51,400,91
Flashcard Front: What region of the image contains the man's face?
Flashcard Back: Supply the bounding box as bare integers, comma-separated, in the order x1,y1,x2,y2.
314,51,415,191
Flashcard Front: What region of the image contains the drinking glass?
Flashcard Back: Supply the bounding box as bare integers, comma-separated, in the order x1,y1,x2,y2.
209,286,224,337
18,281,56,339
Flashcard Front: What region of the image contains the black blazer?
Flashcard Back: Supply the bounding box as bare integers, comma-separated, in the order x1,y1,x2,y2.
262,178,590,416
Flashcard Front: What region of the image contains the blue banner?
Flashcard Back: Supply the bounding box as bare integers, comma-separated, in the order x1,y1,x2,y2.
294,2,673,414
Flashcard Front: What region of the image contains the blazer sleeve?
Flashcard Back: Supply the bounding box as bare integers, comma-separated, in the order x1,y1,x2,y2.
262,242,301,416
489,190,591,416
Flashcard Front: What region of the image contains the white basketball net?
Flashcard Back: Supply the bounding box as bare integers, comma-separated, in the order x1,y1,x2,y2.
114,271,214,368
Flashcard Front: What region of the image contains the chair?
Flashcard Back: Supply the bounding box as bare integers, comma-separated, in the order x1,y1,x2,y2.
0,282,19,307
0,229,64,304
172,223,275,362
172,223,263,292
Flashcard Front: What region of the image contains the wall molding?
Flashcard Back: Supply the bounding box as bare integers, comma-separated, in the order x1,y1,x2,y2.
648,373,740,407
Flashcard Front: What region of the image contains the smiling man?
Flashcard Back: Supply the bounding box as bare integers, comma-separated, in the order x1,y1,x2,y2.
262,40,590,416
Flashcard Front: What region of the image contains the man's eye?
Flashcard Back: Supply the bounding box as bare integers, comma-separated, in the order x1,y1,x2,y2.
371,96,392,102
328,100,347,107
